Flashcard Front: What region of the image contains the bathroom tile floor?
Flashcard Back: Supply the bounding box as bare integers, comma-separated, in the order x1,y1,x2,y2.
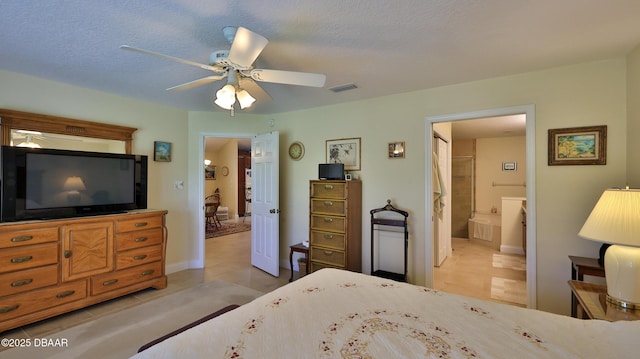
434,237,527,307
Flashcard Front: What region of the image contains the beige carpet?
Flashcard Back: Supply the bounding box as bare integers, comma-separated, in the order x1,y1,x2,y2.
492,253,526,271
490,277,527,306
0,280,263,359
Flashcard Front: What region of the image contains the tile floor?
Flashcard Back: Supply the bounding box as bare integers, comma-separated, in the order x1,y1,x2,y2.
434,237,527,307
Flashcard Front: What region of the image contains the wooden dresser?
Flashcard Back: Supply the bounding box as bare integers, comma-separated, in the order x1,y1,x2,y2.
309,180,362,273
0,209,167,332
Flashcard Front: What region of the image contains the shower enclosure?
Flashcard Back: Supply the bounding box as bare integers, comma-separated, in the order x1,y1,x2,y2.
451,156,474,238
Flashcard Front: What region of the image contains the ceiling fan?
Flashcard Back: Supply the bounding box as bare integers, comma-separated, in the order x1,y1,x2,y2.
120,26,326,114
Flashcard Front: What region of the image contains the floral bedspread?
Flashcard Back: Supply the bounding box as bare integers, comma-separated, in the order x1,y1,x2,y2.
131,268,640,358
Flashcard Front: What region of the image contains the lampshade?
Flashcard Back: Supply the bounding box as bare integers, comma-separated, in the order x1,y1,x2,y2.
578,188,640,246
63,176,86,192
214,84,236,110
578,187,640,308
236,89,256,109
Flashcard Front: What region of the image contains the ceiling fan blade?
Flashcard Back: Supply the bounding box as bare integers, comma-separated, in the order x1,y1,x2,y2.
166,75,226,92
239,77,272,102
249,69,326,87
120,45,223,73
227,27,268,69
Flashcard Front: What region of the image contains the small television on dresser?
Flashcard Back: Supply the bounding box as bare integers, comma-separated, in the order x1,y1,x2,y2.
0,146,148,222
319,163,344,180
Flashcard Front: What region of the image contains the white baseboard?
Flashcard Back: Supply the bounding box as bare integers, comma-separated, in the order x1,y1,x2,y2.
500,245,525,256
165,260,202,274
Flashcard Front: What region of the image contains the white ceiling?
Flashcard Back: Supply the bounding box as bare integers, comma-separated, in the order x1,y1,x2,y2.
1,0,639,117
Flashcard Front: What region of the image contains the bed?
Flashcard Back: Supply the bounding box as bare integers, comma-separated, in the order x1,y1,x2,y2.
130,268,639,358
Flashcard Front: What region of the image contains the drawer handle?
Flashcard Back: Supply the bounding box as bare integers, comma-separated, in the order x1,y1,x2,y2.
11,235,33,243
135,222,148,227
0,304,19,314
323,218,333,223
64,250,72,259
56,290,75,299
103,279,118,286
11,279,33,287
134,254,148,260
11,256,33,264
324,234,334,240
141,270,155,276
324,201,334,206
324,184,334,190
134,237,148,242
323,250,334,256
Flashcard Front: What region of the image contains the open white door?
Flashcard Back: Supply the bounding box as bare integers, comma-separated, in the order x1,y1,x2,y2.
250,131,280,276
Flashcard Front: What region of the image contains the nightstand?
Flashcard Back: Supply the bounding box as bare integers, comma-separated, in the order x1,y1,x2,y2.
568,281,640,321
288,243,309,282
568,255,605,317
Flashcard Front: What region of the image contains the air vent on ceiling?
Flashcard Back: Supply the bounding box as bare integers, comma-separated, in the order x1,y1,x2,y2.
329,83,358,93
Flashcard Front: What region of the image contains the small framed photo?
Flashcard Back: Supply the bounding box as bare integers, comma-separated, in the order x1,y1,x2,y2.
205,165,216,180
388,141,405,159
326,137,361,171
345,173,352,181
153,141,172,162
502,162,517,171
548,125,606,165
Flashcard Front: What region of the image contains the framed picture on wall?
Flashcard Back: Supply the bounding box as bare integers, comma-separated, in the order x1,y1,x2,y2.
153,141,172,162
502,162,517,171
548,125,606,165
326,137,361,171
205,165,216,180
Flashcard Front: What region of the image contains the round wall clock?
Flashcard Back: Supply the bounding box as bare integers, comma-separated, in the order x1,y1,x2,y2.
288,141,305,160
221,166,229,176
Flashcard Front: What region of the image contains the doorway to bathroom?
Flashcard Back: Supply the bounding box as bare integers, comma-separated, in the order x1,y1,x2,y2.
426,105,536,308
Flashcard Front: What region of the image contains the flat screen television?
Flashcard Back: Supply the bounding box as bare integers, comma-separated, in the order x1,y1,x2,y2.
319,163,344,180
1,146,148,222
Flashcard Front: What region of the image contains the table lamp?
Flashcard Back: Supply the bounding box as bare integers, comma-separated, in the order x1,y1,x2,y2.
578,187,640,309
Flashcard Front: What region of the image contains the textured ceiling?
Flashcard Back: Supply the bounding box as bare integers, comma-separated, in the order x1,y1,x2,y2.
1,1,639,115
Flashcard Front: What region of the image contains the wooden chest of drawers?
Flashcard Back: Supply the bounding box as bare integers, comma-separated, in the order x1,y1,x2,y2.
309,180,361,273
0,209,167,333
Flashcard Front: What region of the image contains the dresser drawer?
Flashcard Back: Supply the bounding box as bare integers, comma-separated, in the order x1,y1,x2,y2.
116,245,163,270
310,215,346,233
91,261,162,296
310,230,345,250
310,247,345,267
310,260,344,272
0,228,58,249
117,228,163,251
310,181,347,199
0,264,58,296
0,280,87,321
311,199,346,216
0,243,58,274
117,215,163,233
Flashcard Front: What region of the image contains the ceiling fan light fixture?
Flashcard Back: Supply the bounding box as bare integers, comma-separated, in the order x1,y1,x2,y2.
217,84,236,98
236,89,256,109
214,97,234,110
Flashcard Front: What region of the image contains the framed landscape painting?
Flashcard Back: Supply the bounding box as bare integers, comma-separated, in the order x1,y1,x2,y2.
153,141,172,162
548,125,606,165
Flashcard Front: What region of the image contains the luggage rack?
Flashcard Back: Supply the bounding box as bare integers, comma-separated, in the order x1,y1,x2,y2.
370,200,409,282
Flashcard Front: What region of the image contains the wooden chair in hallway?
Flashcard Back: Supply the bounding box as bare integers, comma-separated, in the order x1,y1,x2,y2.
205,189,222,230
